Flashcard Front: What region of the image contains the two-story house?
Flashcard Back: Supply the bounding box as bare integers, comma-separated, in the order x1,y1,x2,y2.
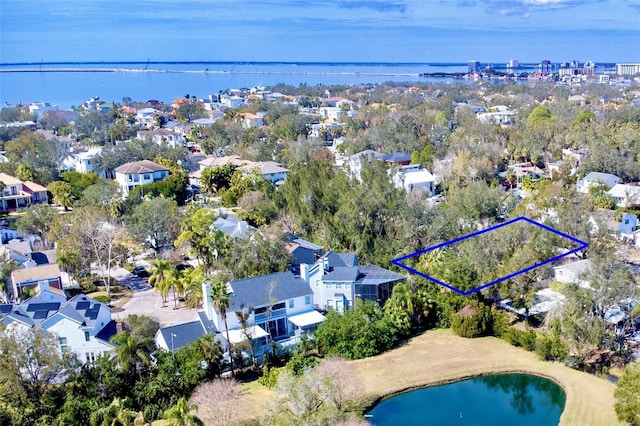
136,130,185,149
11,263,63,299
0,173,48,212
114,160,170,197
391,164,436,195
576,172,621,194
1,284,117,363
300,251,406,313
60,147,105,177
155,272,325,362
241,161,289,185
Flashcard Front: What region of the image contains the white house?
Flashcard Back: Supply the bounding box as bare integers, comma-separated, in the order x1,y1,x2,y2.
60,147,104,177
392,164,436,195
0,173,48,212
114,160,170,197
220,94,244,109
476,105,516,126
347,150,411,181
136,130,185,149
135,107,161,128
203,272,325,354
1,285,117,363
552,259,591,287
607,183,640,208
241,161,288,185
576,172,621,194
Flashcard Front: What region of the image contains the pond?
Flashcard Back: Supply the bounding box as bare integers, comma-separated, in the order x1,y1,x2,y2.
366,373,565,426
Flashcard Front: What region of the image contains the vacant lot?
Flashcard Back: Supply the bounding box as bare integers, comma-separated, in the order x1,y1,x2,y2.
229,329,621,425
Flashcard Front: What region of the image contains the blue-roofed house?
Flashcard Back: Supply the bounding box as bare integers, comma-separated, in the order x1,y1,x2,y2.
0,283,116,363
284,232,325,270
300,251,406,313
154,311,218,352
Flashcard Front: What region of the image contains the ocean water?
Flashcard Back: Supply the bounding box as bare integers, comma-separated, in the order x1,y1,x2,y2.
367,373,566,426
0,62,467,109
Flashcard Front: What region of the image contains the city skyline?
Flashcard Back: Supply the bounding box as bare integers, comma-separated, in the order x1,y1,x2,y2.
1,0,640,65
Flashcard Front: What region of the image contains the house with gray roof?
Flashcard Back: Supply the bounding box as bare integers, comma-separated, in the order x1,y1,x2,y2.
155,311,217,352
347,150,411,181
203,271,324,354
300,251,406,313
285,232,325,270
1,283,116,363
576,172,621,194
114,160,170,197
155,272,325,362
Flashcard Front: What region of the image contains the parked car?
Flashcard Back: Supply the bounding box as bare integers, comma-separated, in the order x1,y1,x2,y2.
133,266,150,278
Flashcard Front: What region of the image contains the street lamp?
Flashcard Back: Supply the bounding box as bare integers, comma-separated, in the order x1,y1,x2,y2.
171,333,177,363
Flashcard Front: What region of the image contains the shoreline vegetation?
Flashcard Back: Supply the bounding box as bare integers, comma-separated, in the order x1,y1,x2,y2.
231,329,621,425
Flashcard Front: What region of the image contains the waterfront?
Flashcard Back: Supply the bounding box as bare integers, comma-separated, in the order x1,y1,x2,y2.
0,62,467,109
366,373,565,426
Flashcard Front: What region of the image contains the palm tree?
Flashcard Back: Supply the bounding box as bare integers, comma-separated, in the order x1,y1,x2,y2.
110,331,152,377
148,259,173,307
89,397,141,426
183,267,205,309
168,267,184,310
164,397,203,426
209,276,234,374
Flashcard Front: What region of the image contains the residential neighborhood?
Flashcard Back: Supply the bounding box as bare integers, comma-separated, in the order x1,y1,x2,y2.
1,67,640,425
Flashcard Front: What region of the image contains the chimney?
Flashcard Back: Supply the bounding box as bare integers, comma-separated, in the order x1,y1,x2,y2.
202,281,213,320
300,263,310,284
38,280,50,293
324,255,330,271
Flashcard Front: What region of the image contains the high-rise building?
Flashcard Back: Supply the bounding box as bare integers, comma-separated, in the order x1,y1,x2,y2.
468,60,480,73
616,63,640,76
540,60,551,75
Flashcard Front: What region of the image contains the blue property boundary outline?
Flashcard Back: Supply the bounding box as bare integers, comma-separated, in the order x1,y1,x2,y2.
391,216,589,296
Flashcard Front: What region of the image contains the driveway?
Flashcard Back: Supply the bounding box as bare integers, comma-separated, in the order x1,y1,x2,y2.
113,269,196,327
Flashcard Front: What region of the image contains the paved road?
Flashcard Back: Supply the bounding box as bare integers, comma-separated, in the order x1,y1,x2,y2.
113,270,196,327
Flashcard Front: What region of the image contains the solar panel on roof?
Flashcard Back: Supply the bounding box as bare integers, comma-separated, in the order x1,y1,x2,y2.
32,311,49,319
26,303,60,312
86,306,100,320
76,301,90,310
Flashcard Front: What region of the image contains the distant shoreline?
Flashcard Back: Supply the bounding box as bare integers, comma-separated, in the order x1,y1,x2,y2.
0,68,425,77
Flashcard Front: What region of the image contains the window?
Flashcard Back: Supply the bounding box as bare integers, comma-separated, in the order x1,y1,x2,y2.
84,331,90,342
59,337,68,353
143,173,151,180
288,299,294,309
305,295,311,305
335,282,342,289
127,174,133,182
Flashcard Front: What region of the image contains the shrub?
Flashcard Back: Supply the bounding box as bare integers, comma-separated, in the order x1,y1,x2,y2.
535,333,569,361
258,366,285,389
92,295,110,304
491,308,510,337
502,327,537,351
451,301,492,338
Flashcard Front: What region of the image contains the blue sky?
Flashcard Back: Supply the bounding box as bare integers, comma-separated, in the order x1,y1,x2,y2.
1,0,639,63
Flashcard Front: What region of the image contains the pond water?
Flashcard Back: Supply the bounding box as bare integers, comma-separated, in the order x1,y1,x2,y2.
367,373,565,426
